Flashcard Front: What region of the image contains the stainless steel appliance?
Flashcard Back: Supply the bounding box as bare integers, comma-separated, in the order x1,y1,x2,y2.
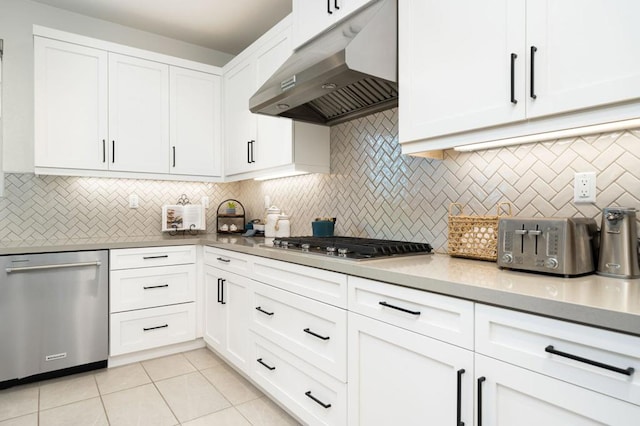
269,236,432,260
250,0,397,125
597,207,640,278
497,217,599,277
0,250,108,389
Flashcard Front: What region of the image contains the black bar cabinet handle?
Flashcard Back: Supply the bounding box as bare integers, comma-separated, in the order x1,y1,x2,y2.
256,306,274,316
143,284,169,290
530,46,537,99
216,257,231,263
143,255,169,260
457,369,465,426
334,0,340,10
303,328,330,341
143,324,168,332
379,301,421,316
102,139,106,163
220,278,226,304
247,141,251,164
172,146,176,167
305,391,331,409
111,140,115,163
545,345,635,376
327,0,332,14
257,358,276,371
250,140,256,163
510,53,517,104
477,376,486,426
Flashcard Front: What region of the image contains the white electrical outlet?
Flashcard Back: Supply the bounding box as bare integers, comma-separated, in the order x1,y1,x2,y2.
129,194,139,208
574,172,596,203
201,196,210,209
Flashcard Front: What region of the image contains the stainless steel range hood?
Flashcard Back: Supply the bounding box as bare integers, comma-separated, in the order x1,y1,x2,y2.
249,0,397,126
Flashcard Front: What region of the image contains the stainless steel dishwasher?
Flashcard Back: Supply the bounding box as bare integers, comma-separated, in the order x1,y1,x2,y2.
0,250,109,389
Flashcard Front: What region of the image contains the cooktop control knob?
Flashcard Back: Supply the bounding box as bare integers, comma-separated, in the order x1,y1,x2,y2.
545,258,559,269
501,253,513,263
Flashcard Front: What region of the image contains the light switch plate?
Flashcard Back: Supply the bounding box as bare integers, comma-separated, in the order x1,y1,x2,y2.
201,196,209,209
129,194,139,209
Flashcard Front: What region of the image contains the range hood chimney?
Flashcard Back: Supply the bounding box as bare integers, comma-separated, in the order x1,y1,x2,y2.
249,0,397,126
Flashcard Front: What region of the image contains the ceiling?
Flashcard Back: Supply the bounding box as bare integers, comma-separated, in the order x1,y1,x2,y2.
31,0,292,55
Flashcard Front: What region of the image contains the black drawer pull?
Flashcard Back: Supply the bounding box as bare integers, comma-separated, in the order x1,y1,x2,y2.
217,278,226,304
256,306,274,316
457,369,465,426
257,358,276,371
545,345,635,376
143,255,169,260
477,377,486,426
530,46,538,99
102,139,106,163
379,301,421,316
143,324,168,332
303,328,330,341
327,0,332,14
143,284,169,290
216,257,231,263
305,391,331,409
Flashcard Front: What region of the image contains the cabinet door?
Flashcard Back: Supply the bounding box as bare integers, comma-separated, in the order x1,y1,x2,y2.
223,59,257,175
526,0,640,119
34,37,108,170
399,0,526,145
203,267,251,372
348,312,474,426
108,53,169,173
255,28,294,170
293,0,373,48
476,354,640,426
169,67,221,177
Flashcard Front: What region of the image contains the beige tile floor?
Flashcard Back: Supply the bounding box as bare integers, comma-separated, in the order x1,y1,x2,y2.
0,348,301,426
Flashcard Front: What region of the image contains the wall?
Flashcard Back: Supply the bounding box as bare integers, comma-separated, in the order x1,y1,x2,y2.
0,0,234,173
240,108,640,253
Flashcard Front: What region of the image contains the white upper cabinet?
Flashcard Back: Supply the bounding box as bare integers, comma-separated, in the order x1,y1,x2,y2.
292,0,374,48
399,0,640,153
169,67,222,177
223,17,330,181
525,0,640,119
108,53,169,174
34,37,108,170
34,27,223,182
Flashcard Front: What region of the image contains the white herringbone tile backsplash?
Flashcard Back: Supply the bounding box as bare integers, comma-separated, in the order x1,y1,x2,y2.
241,108,640,252
1,108,638,249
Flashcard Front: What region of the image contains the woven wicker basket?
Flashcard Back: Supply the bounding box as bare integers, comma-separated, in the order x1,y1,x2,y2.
447,202,512,261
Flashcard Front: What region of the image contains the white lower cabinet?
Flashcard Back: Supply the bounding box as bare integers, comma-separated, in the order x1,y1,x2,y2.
203,265,251,372
250,333,347,426
476,354,640,426
347,311,474,426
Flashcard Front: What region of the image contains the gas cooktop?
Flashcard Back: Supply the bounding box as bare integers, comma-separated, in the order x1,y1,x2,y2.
269,236,433,260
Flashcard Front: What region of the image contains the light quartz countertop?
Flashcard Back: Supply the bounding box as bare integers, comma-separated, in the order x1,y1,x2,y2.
2,234,639,336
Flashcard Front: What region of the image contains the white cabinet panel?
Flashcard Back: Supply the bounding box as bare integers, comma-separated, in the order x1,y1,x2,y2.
203,246,252,276
169,67,221,177
526,0,640,119
110,245,196,270
108,53,169,173
110,303,196,356
348,312,474,426
476,354,640,426
34,37,108,170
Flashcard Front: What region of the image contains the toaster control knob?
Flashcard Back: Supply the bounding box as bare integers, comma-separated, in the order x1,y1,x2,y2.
545,258,559,269
501,253,513,263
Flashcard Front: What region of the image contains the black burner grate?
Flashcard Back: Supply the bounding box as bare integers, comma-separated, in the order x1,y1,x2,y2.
272,236,432,259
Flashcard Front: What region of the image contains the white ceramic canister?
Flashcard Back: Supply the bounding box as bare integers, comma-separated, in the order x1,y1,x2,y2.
275,213,290,238
264,206,281,237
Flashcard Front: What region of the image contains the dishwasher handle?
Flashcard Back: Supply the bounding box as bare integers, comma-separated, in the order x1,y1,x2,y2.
5,261,102,273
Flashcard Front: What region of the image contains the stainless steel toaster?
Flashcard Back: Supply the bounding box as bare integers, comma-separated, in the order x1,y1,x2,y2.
497,217,599,277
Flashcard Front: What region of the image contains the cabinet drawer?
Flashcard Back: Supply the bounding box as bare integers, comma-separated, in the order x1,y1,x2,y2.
476,304,640,406
348,276,474,349
110,303,196,356
110,264,196,312
251,281,347,381
110,245,196,270
252,257,347,308
203,246,252,276
250,333,347,426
